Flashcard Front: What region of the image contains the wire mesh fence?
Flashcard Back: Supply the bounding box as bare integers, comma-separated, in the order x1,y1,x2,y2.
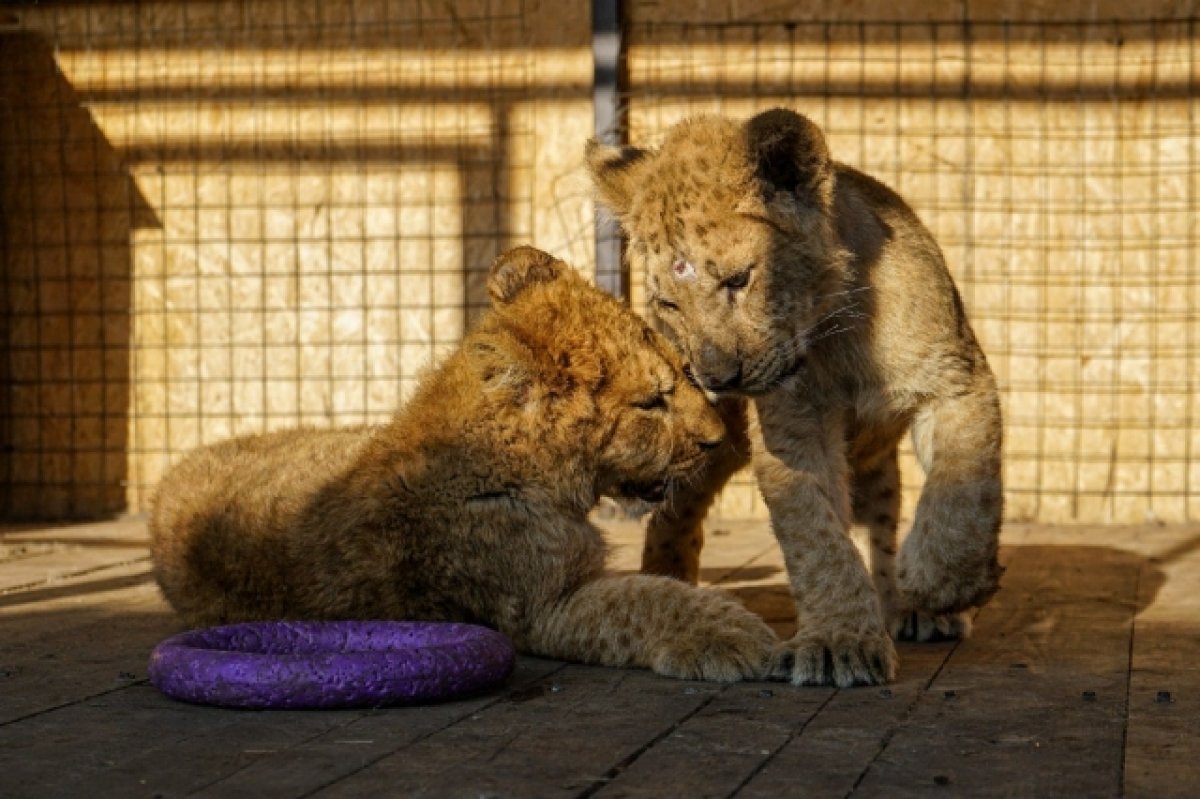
0,1,596,519
622,15,1200,524
1,2,1197,524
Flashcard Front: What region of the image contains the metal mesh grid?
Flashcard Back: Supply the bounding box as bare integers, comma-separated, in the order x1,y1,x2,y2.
622,17,1199,523
2,5,1198,524
0,0,597,520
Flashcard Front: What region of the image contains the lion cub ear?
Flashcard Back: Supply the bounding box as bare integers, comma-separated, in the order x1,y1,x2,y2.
466,334,536,399
585,139,652,219
744,108,834,211
488,246,567,306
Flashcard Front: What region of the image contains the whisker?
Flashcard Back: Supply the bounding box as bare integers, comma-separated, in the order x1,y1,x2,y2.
807,324,853,345
742,289,870,388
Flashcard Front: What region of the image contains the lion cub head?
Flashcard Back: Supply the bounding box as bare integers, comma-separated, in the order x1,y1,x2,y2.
471,246,724,504
586,109,853,396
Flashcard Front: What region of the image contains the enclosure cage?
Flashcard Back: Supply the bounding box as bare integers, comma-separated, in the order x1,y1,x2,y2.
1,0,1198,526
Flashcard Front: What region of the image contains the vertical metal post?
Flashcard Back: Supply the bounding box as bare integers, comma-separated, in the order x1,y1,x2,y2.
592,0,625,297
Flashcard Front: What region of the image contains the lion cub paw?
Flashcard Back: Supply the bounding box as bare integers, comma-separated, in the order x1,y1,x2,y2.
896,545,1004,616
770,629,896,687
650,605,777,682
888,608,972,642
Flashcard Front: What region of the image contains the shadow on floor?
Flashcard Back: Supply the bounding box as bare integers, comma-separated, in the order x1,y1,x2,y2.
721,543,1168,639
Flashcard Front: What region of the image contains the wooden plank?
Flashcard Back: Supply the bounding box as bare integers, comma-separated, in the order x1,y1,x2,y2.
0,550,151,594
0,558,157,617
591,516,908,797
0,540,59,563
724,644,952,798
1,520,1195,798
584,519,989,797
593,523,1001,796
0,519,149,545
186,658,565,799
628,1,1200,30
589,681,834,798
729,542,1007,796
698,519,785,589
1124,527,1200,798
0,561,177,724
846,542,1140,797
303,665,725,798
0,686,240,799
50,700,374,799
0,616,177,725
595,514,651,573
0,519,150,593
0,559,161,633
705,534,793,640
598,515,780,586
0,520,171,726
12,659,561,799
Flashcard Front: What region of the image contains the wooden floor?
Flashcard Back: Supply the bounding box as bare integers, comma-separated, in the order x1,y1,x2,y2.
1,517,1197,798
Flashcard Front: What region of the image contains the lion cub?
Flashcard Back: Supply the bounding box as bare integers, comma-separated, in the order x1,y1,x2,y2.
149,246,776,682
588,109,1004,687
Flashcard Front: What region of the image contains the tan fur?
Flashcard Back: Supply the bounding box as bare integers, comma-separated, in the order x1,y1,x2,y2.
149,247,777,682
588,109,1004,686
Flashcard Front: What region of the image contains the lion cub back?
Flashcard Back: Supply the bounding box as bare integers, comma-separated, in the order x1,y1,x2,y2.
148,246,726,629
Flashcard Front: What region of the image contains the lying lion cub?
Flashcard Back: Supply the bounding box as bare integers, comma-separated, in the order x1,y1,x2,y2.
149,246,776,682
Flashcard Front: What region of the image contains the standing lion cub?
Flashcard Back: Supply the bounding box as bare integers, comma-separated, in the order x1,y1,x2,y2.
149,246,777,682
588,109,1004,687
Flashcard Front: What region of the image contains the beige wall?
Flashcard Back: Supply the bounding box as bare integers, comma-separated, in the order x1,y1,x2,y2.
2,0,1197,523
625,0,1200,524
2,1,596,517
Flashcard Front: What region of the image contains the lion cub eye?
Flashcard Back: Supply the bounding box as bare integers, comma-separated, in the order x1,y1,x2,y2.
722,267,753,291
653,296,680,312
632,393,668,412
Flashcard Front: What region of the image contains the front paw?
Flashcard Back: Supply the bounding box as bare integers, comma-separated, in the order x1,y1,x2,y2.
896,543,1003,615
888,608,972,642
651,608,777,682
770,628,896,687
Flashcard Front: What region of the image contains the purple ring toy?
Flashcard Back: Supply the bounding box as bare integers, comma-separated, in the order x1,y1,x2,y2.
148,621,515,709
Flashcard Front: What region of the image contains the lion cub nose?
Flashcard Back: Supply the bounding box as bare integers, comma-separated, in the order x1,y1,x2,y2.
700,370,741,393
695,343,742,393
695,359,742,393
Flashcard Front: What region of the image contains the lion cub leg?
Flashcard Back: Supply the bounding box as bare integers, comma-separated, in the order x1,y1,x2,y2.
900,371,1004,617
642,398,751,583
752,400,896,687
853,448,970,642
525,574,776,682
